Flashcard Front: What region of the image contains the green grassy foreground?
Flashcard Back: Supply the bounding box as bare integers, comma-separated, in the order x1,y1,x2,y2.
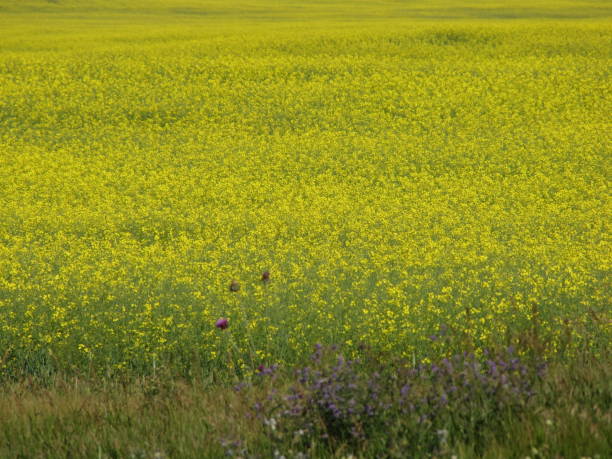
0,0,610,456
0,352,609,458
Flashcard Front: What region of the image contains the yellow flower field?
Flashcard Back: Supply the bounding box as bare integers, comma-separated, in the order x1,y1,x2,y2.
0,0,610,377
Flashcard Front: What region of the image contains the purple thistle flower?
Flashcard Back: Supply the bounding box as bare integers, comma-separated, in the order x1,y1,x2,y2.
215,317,229,330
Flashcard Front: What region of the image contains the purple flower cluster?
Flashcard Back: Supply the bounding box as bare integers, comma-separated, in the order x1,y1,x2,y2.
397,348,542,436
254,345,545,454
257,364,279,376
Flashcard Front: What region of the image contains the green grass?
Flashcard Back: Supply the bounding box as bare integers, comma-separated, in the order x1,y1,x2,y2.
0,354,609,458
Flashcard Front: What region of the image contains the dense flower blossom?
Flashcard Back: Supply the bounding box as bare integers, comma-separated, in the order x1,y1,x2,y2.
0,12,608,377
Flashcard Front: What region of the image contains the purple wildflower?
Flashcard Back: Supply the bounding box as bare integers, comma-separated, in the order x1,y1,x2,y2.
215,317,229,330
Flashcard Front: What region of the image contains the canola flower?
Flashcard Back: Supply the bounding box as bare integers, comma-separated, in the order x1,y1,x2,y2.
0,0,610,377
